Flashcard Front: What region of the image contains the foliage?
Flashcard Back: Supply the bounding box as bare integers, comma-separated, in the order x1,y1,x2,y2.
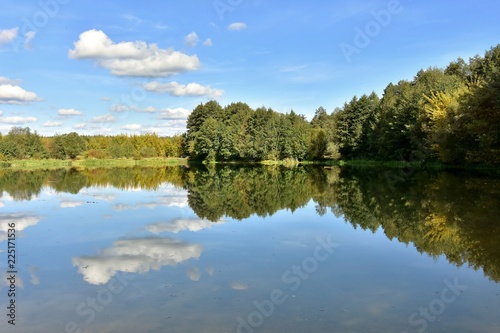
183,44,499,165
0,129,185,161
1,44,499,165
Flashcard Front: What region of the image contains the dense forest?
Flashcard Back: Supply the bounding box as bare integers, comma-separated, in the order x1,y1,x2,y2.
1,165,499,281
186,44,500,164
0,128,183,161
1,44,499,164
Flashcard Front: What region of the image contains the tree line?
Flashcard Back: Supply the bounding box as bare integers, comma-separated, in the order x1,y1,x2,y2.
1,44,498,164
0,127,183,161
186,44,500,164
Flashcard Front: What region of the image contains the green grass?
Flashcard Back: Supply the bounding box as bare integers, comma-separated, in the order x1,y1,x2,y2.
1,157,188,170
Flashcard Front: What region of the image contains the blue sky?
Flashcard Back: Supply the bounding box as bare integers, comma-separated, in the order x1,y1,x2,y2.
0,0,499,136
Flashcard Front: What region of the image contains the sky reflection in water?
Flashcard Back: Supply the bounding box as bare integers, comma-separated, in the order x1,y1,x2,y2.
0,166,499,333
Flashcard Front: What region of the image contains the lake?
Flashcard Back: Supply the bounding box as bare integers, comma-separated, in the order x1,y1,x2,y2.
0,165,499,333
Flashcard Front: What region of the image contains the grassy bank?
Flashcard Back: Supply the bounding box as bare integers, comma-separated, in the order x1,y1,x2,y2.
0,158,188,170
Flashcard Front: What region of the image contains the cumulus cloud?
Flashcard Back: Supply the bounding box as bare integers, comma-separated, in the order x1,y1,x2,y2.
157,107,191,120
144,81,223,99
0,27,18,46
58,108,83,116
0,84,40,104
228,22,247,31
122,124,142,131
0,213,42,241
72,237,203,285
203,38,212,47
0,110,3,117
91,114,115,123
0,116,37,124
184,32,199,47
146,218,217,234
0,77,21,85
69,29,201,77
42,121,63,127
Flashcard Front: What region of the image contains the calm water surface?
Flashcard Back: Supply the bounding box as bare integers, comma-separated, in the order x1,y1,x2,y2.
0,165,499,333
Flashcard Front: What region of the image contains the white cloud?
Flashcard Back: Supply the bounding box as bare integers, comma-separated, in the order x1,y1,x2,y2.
122,124,142,131
144,81,223,99
0,110,2,117
228,22,247,31
146,218,217,234
42,121,63,127
0,201,4,207
0,213,41,241
100,97,111,101
58,108,83,116
135,106,157,113
0,116,37,124
60,200,85,208
69,29,201,77
157,120,186,128
157,107,191,120
184,32,199,47
72,237,203,285
203,38,212,47
0,77,21,85
91,114,115,123
110,104,157,113
0,84,40,104
0,27,18,46
110,104,129,112
158,195,188,207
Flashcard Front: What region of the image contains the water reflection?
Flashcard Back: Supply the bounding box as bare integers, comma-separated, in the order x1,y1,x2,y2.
0,165,499,332
0,212,42,241
73,237,203,285
1,165,499,283
146,218,221,234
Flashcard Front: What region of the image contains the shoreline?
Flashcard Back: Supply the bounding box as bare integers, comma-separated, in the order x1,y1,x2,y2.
1,157,498,171
0,158,188,170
